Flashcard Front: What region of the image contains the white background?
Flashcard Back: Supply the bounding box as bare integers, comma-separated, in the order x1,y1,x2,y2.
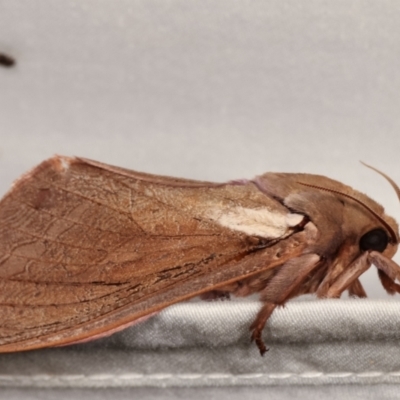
1,0,400,298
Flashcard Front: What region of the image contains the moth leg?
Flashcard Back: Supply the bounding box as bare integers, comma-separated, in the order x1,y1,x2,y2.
371,247,400,295
324,253,370,298
347,279,367,298
250,253,321,355
377,269,400,295
249,303,276,355
368,251,400,283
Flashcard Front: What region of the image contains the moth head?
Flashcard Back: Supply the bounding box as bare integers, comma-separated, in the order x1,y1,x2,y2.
257,167,400,298
298,172,399,260
255,170,399,260
325,164,400,298
358,162,400,259
348,197,398,261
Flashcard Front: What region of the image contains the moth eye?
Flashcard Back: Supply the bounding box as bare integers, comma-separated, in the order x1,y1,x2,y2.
359,228,389,252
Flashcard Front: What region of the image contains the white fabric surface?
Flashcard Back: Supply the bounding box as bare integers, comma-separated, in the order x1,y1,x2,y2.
1,300,400,390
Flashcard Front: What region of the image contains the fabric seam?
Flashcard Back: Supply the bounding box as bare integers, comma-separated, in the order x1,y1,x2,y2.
3,371,400,381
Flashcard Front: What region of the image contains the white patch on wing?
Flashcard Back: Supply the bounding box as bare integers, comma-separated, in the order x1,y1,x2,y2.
206,206,304,238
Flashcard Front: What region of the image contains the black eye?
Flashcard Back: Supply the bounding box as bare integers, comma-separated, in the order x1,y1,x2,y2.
359,228,389,252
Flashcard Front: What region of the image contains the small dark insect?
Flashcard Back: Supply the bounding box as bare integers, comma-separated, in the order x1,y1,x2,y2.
0,53,15,67
0,156,399,355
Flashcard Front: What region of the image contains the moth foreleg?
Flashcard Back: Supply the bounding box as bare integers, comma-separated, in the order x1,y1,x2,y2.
250,254,321,355
347,279,367,298
377,269,400,295
369,251,400,283
371,245,400,296
324,253,370,298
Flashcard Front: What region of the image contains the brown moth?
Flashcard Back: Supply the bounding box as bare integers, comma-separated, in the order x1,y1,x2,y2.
0,156,399,355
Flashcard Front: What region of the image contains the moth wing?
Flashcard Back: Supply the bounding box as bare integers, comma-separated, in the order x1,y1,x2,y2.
78,156,220,187
0,156,302,351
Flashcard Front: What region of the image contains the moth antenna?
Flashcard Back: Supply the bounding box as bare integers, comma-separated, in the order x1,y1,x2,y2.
297,182,398,244
360,161,400,203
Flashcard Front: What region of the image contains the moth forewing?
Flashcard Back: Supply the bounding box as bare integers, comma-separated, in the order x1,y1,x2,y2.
0,156,307,352
0,155,399,355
